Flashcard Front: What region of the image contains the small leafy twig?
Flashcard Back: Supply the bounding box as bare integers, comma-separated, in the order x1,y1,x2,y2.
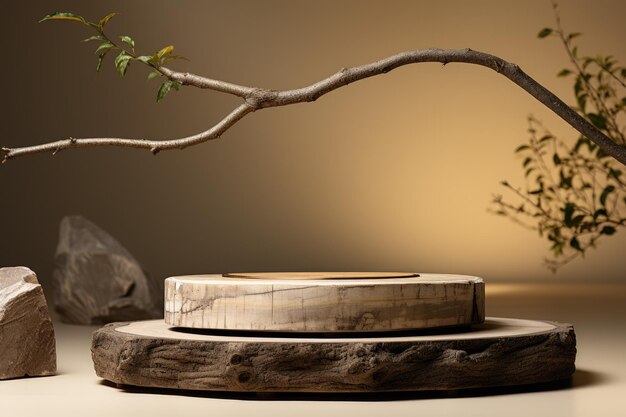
544,1,626,146
494,117,624,271
39,12,187,102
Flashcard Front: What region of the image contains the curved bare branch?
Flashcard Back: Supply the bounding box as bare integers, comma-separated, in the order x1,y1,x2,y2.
159,67,254,97
3,48,625,165
3,103,253,158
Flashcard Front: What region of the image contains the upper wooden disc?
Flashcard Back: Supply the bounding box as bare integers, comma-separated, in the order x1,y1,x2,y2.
165,273,484,332
223,272,419,280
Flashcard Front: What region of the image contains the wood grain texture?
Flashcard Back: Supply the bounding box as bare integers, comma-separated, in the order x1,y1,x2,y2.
91,318,576,393
164,274,485,332
223,272,419,280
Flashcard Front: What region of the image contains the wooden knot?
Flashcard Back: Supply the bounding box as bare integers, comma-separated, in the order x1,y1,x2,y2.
230,354,242,365
492,59,505,73
455,350,468,361
245,88,278,110
348,362,367,375
238,372,251,383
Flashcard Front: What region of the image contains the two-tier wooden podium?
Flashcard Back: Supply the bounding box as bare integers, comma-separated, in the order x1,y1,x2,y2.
91,272,576,392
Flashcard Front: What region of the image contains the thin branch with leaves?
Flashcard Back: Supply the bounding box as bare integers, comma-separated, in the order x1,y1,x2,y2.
492,1,625,271
2,11,625,165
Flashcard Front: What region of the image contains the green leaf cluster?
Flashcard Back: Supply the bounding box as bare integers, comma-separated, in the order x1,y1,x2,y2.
40,11,188,102
493,21,626,272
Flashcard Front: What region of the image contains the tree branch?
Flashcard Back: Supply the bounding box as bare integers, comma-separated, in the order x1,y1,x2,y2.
3,48,626,165
159,67,254,97
3,103,253,158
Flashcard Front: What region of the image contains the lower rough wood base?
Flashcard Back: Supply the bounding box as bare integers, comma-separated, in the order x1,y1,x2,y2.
91,318,576,393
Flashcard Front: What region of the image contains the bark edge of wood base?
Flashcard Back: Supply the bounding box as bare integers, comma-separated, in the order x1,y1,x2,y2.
91,318,576,393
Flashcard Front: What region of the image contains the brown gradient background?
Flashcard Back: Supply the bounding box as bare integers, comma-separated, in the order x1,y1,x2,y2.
1,0,625,293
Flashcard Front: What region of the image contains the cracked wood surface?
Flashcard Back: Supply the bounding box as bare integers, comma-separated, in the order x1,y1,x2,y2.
164,274,485,332
91,318,576,392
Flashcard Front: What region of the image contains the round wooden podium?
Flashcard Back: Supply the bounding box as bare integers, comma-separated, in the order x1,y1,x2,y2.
91,272,576,393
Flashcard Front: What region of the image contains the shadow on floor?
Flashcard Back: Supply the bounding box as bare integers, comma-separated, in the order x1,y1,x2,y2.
99,368,608,401
571,368,610,388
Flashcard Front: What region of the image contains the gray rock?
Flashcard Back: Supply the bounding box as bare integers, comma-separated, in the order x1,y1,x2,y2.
52,215,161,324
0,267,56,380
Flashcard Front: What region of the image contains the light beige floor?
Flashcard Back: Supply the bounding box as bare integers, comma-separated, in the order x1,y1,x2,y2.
2,283,625,417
